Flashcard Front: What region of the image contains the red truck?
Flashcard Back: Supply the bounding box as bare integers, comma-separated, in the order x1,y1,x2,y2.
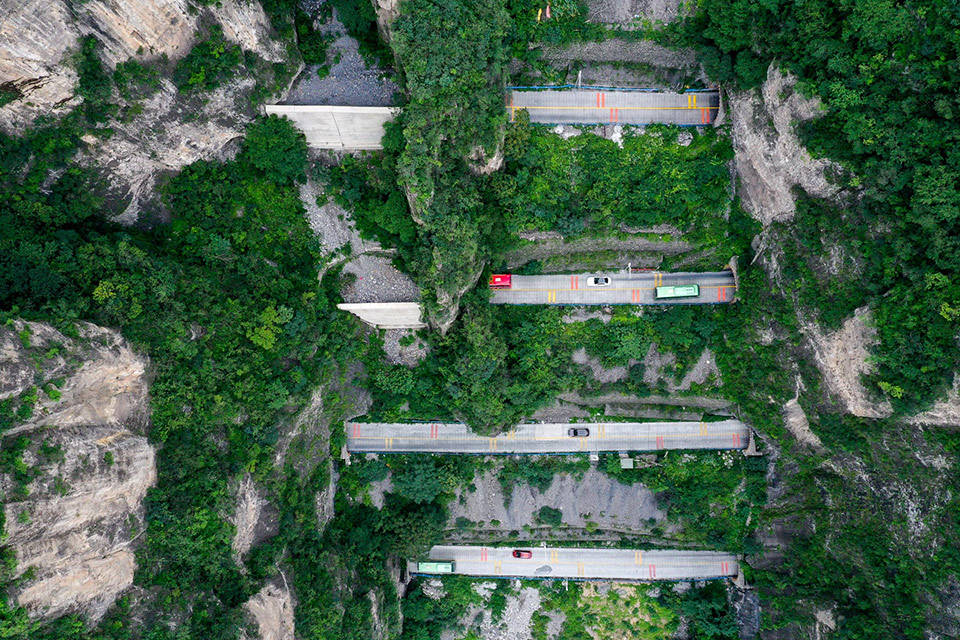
489,274,512,289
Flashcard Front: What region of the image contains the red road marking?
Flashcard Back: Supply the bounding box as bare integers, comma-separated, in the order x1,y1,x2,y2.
656,435,664,450
649,564,656,578
431,424,439,439
481,548,488,562
722,561,729,573
610,108,618,123
596,92,601,108
352,423,360,437
701,108,707,124
601,93,606,108
717,287,725,302
631,289,640,302
571,275,577,290
733,433,740,448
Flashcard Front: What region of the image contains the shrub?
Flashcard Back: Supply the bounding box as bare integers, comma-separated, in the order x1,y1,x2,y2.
173,25,244,92
113,59,161,101
536,506,563,527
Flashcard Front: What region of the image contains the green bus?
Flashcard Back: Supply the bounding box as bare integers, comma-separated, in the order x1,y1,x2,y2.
654,284,700,300
417,561,455,574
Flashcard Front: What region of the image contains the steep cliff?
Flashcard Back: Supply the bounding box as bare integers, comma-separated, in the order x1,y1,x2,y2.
727,64,844,226
0,0,293,223
0,320,154,621
0,0,283,130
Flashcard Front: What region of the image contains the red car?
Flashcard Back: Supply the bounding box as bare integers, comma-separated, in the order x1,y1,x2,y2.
489,274,512,289
512,549,532,559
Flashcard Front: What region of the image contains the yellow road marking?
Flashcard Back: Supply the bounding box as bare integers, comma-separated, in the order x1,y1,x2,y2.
494,561,502,575
700,422,708,436
353,431,746,442
635,551,642,565
489,438,497,452
599,424,606,439
508,106,719,111
550,550,559,562
501,283,734,294
577,562,585,577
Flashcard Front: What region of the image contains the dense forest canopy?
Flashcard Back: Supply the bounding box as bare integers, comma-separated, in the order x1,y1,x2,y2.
679,0,960,412
1,0,959,639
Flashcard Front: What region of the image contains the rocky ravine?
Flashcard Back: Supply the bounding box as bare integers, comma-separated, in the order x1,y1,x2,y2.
0,320,154,621
0,0,292,223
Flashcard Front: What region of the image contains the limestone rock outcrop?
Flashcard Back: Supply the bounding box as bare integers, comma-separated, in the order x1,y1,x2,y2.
0,0,293,222
0,320,155,621
243,581,296,640
727,64,843,226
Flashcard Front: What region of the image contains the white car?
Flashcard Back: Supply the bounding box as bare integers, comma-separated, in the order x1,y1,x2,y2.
586,276,611,287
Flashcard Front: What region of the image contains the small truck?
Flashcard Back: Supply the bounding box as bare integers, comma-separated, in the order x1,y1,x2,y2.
489,274,512,288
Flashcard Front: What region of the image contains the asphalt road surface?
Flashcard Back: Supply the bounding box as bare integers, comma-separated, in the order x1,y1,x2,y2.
410,545,738,581
489,271,735,306
346,420,749,454
508,89,720,126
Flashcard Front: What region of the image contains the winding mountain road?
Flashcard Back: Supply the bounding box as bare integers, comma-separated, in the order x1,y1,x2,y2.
346,420,749,454
410,545,738,581
489,271,735,305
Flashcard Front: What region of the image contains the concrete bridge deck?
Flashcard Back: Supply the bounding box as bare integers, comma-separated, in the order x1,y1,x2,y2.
489,271,735,306
264,105,397,150
508,88,720,126
346,420,749,454
411,545,738,581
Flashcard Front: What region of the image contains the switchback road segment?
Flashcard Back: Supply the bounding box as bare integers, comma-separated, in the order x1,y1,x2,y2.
410,545,738,581
489,270,735,306
346,420,749,454
507,88,720,126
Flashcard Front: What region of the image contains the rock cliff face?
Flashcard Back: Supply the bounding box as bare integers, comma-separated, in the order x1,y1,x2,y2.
727,64,843,226
0,320,154,621
243,580,296,640
0,0,291,222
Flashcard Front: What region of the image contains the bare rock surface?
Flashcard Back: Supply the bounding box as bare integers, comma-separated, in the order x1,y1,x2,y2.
909,377,960,427
542,38,695,68
728,64,843,225
783,398,823,450
448,467,665,532
643,345,720,392
372,0,401,44
803,308,892,419
382,329,429,367
572,347,632,383
4,321,150,436
231,473,278,565
440,583,541,640
283,12,397,106
561,308,614,324
341,254,422,304
301,181,421,305
530,400,591,422
586,0,689,25
243,581,296,640
560,390,733,412
0,0,193,129
0,0,291,222
0,320,155,621
504,236,692,269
